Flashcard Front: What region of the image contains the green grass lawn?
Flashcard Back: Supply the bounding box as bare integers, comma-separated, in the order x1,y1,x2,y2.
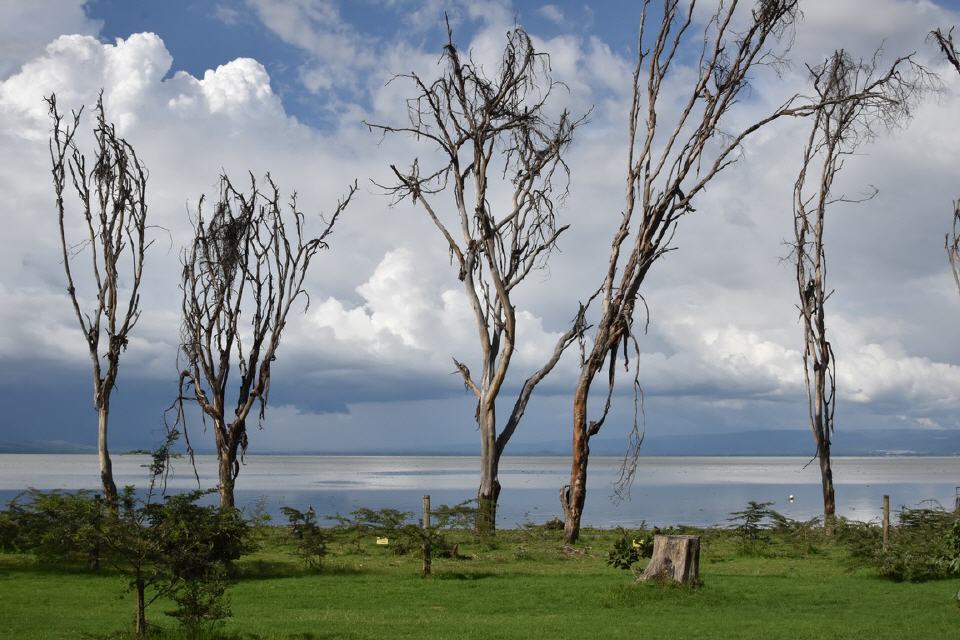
1,527,957,639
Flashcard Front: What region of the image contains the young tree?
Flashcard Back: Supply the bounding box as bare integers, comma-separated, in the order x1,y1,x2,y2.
174,174,355,509
105,437,251,638
47,93,151,508
791,50,921,528
368,23,586,533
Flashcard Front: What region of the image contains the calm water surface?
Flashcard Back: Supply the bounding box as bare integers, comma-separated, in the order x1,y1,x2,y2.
1,454,958,527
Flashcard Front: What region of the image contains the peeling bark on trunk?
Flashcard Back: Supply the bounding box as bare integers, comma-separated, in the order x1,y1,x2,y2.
561,384,590,544
218,453,236,510
97,402,118,508
476,404,500,534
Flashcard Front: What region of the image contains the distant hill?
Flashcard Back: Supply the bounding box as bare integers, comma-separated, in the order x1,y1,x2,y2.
0,440,96,454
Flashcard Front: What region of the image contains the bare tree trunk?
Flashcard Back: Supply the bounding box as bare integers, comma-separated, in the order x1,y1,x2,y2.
217,453,236,510
135,577,146,638
819,436,836,526
476,402,500,535
97,401,118,507
561,384,590,544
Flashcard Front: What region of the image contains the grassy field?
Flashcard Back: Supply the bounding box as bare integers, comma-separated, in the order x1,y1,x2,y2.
1,526,958,639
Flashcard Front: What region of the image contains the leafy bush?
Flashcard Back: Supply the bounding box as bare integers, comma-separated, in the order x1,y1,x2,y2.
877,506,960,582
606,527,653,570
1,489,107,569
607,535,640,570
836,505,960,582
835,518,882,563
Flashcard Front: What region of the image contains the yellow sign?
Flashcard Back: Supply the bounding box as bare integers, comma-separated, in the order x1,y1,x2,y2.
376,537,389,545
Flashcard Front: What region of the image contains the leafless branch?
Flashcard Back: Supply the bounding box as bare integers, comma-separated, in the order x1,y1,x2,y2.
368,19,586,532
47,91,151,508
173,172,355,508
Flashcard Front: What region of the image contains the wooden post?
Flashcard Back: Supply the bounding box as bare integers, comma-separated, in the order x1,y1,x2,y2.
422,494,432,577
882,495,890,550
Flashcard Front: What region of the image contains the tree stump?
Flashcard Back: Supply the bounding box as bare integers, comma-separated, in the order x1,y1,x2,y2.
636,535,700,586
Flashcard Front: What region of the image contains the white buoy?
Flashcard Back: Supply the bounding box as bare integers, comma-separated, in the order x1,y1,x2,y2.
788,494,795,504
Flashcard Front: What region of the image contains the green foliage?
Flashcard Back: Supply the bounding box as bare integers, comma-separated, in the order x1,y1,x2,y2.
947,520,960,574
280,506,329,569
727,501,778,552
430,500,477,530
331,501,476,560
165,564,232,637
1,489,107,569
767,512,824,556
0,481,252,636
835,505,960,583
876,506,960,582
605,526,654,570
835,518,882,563
606,535,640,570
105,487,253,637
332,507,414,553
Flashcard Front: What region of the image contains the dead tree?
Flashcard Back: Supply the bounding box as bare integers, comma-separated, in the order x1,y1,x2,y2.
558,0,928,544
931,28,960,295
367,23,586,534
173,174,355,509
792,50,921,528
47,92,151,508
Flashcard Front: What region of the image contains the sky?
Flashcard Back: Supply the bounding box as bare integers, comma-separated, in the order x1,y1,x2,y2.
1,0,960,456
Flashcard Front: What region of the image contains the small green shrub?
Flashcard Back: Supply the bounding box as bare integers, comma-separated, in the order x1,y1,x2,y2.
280,506,329,569
728,501,778,553
606,535,640,570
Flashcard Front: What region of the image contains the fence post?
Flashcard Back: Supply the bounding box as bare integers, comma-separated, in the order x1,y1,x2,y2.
882,494,890,550
422,494,432,577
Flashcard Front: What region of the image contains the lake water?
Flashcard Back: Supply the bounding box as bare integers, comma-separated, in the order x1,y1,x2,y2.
1,454,958,527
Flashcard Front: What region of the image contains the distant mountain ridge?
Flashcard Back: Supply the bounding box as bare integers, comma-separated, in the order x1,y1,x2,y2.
3,429,958,456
